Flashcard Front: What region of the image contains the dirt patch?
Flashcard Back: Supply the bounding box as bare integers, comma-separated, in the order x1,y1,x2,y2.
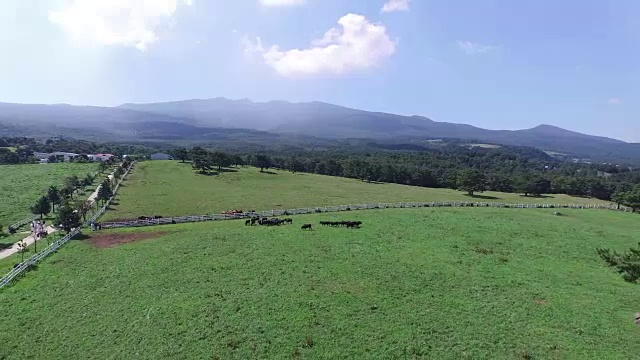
89,231,167,248
534,299,547,305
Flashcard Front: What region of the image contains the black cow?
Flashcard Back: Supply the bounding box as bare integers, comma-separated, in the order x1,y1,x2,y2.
301,224,312,230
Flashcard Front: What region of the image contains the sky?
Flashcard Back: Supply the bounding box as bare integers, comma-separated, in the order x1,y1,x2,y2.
0,0,638,141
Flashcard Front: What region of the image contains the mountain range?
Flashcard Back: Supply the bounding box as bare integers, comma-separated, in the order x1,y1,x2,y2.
0,98,638,163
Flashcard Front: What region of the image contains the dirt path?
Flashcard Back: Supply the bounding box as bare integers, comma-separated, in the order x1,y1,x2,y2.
0,225,57,260
0,170,116,260
86,173,114,205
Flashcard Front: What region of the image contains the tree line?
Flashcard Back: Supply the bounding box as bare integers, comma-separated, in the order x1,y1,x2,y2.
168,145,640,210
7,158,133,235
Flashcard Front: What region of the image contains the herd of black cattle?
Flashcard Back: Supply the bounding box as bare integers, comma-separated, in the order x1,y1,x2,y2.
244,217,363,230
132,214,362,231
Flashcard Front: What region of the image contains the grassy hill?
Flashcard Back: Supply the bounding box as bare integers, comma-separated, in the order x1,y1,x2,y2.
0,163,98,227
102,161,613,221
1,208,639,358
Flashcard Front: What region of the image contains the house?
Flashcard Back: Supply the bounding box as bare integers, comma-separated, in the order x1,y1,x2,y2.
150,153,173,161
33,152,78,162
89,153,115,162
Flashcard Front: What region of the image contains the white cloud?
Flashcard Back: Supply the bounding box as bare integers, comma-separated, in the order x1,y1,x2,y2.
457,41,497,55
608,98,622,105
48,0,193,51
244,13,396,77
259,0,305,6
381,0,410,13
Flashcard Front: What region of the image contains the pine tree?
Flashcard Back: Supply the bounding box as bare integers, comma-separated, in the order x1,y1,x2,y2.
47,186,61,212
97,179,113,206
56,205,81,233
30,196,51,219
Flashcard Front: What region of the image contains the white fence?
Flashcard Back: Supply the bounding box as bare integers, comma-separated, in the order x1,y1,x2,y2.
0,161,135,290
7,216,37,233
99,201,631,230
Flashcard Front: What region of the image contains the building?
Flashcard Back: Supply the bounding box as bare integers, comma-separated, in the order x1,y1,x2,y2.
33,152,78,162
89,153,115,162
150,153,173,161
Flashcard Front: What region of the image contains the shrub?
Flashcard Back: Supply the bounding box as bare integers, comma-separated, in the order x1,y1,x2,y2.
8,226,16,234
597,243,640,283
474,247,494,255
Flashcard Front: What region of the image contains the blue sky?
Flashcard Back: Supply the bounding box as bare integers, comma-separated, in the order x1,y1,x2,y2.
0,0,637,141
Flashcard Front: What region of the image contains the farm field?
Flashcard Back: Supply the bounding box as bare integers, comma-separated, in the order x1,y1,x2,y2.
102,161,613,221
1,208,639,359
0,163,98,227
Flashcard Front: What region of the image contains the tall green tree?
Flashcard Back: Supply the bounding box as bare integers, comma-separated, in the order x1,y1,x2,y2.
56,204,81,233
517,175,551,197
210,151,231,171
611,191,627,210
457,169,487,196
60,187,73,201
97,179,114,206
253,154,272,173
77,201,92,222
83,173,95,188
190,147,213,174
30,196,51,219
621,187,640,212
64,175,80,190
173,148,190,163
47,186,61,212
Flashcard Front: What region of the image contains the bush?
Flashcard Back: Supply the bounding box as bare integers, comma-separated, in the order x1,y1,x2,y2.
597,243,640,283
8,226,16,234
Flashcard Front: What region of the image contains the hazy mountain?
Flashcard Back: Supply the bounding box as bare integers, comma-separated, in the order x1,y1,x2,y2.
1,98,638,163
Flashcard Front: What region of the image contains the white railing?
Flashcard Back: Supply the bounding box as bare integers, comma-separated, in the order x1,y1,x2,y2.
6,216,37,233
98,201,631,230
0,161,135,289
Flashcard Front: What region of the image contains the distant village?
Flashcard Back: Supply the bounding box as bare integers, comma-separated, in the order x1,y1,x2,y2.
32,152,117,163
32,151,173,163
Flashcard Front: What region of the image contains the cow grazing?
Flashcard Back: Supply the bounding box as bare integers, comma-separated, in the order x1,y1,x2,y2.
301,224,312,230
245,219,252,226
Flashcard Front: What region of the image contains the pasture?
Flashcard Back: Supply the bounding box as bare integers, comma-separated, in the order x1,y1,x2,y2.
0,163,98,227
1,208,639,359
102,161,612,221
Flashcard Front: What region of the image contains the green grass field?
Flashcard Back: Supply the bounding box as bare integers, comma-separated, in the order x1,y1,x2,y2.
103,161,612,221
1,208,639,359
0,163,99,227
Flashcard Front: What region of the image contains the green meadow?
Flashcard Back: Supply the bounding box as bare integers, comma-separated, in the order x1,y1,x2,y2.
0,163,98,227
103,161,612,221
1,208,638,359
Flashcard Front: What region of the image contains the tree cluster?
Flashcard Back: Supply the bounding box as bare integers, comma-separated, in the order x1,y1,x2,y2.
597,243,640,283
172,147,245,174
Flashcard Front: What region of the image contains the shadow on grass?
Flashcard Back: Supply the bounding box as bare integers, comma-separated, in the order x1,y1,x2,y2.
70,233,91,241
361,180,385,184
0,242,13,250
520,194,554,199
464,194,501,200
260,170,278,175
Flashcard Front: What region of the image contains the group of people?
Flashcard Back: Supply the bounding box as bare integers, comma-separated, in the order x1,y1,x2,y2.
30,220,46,239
